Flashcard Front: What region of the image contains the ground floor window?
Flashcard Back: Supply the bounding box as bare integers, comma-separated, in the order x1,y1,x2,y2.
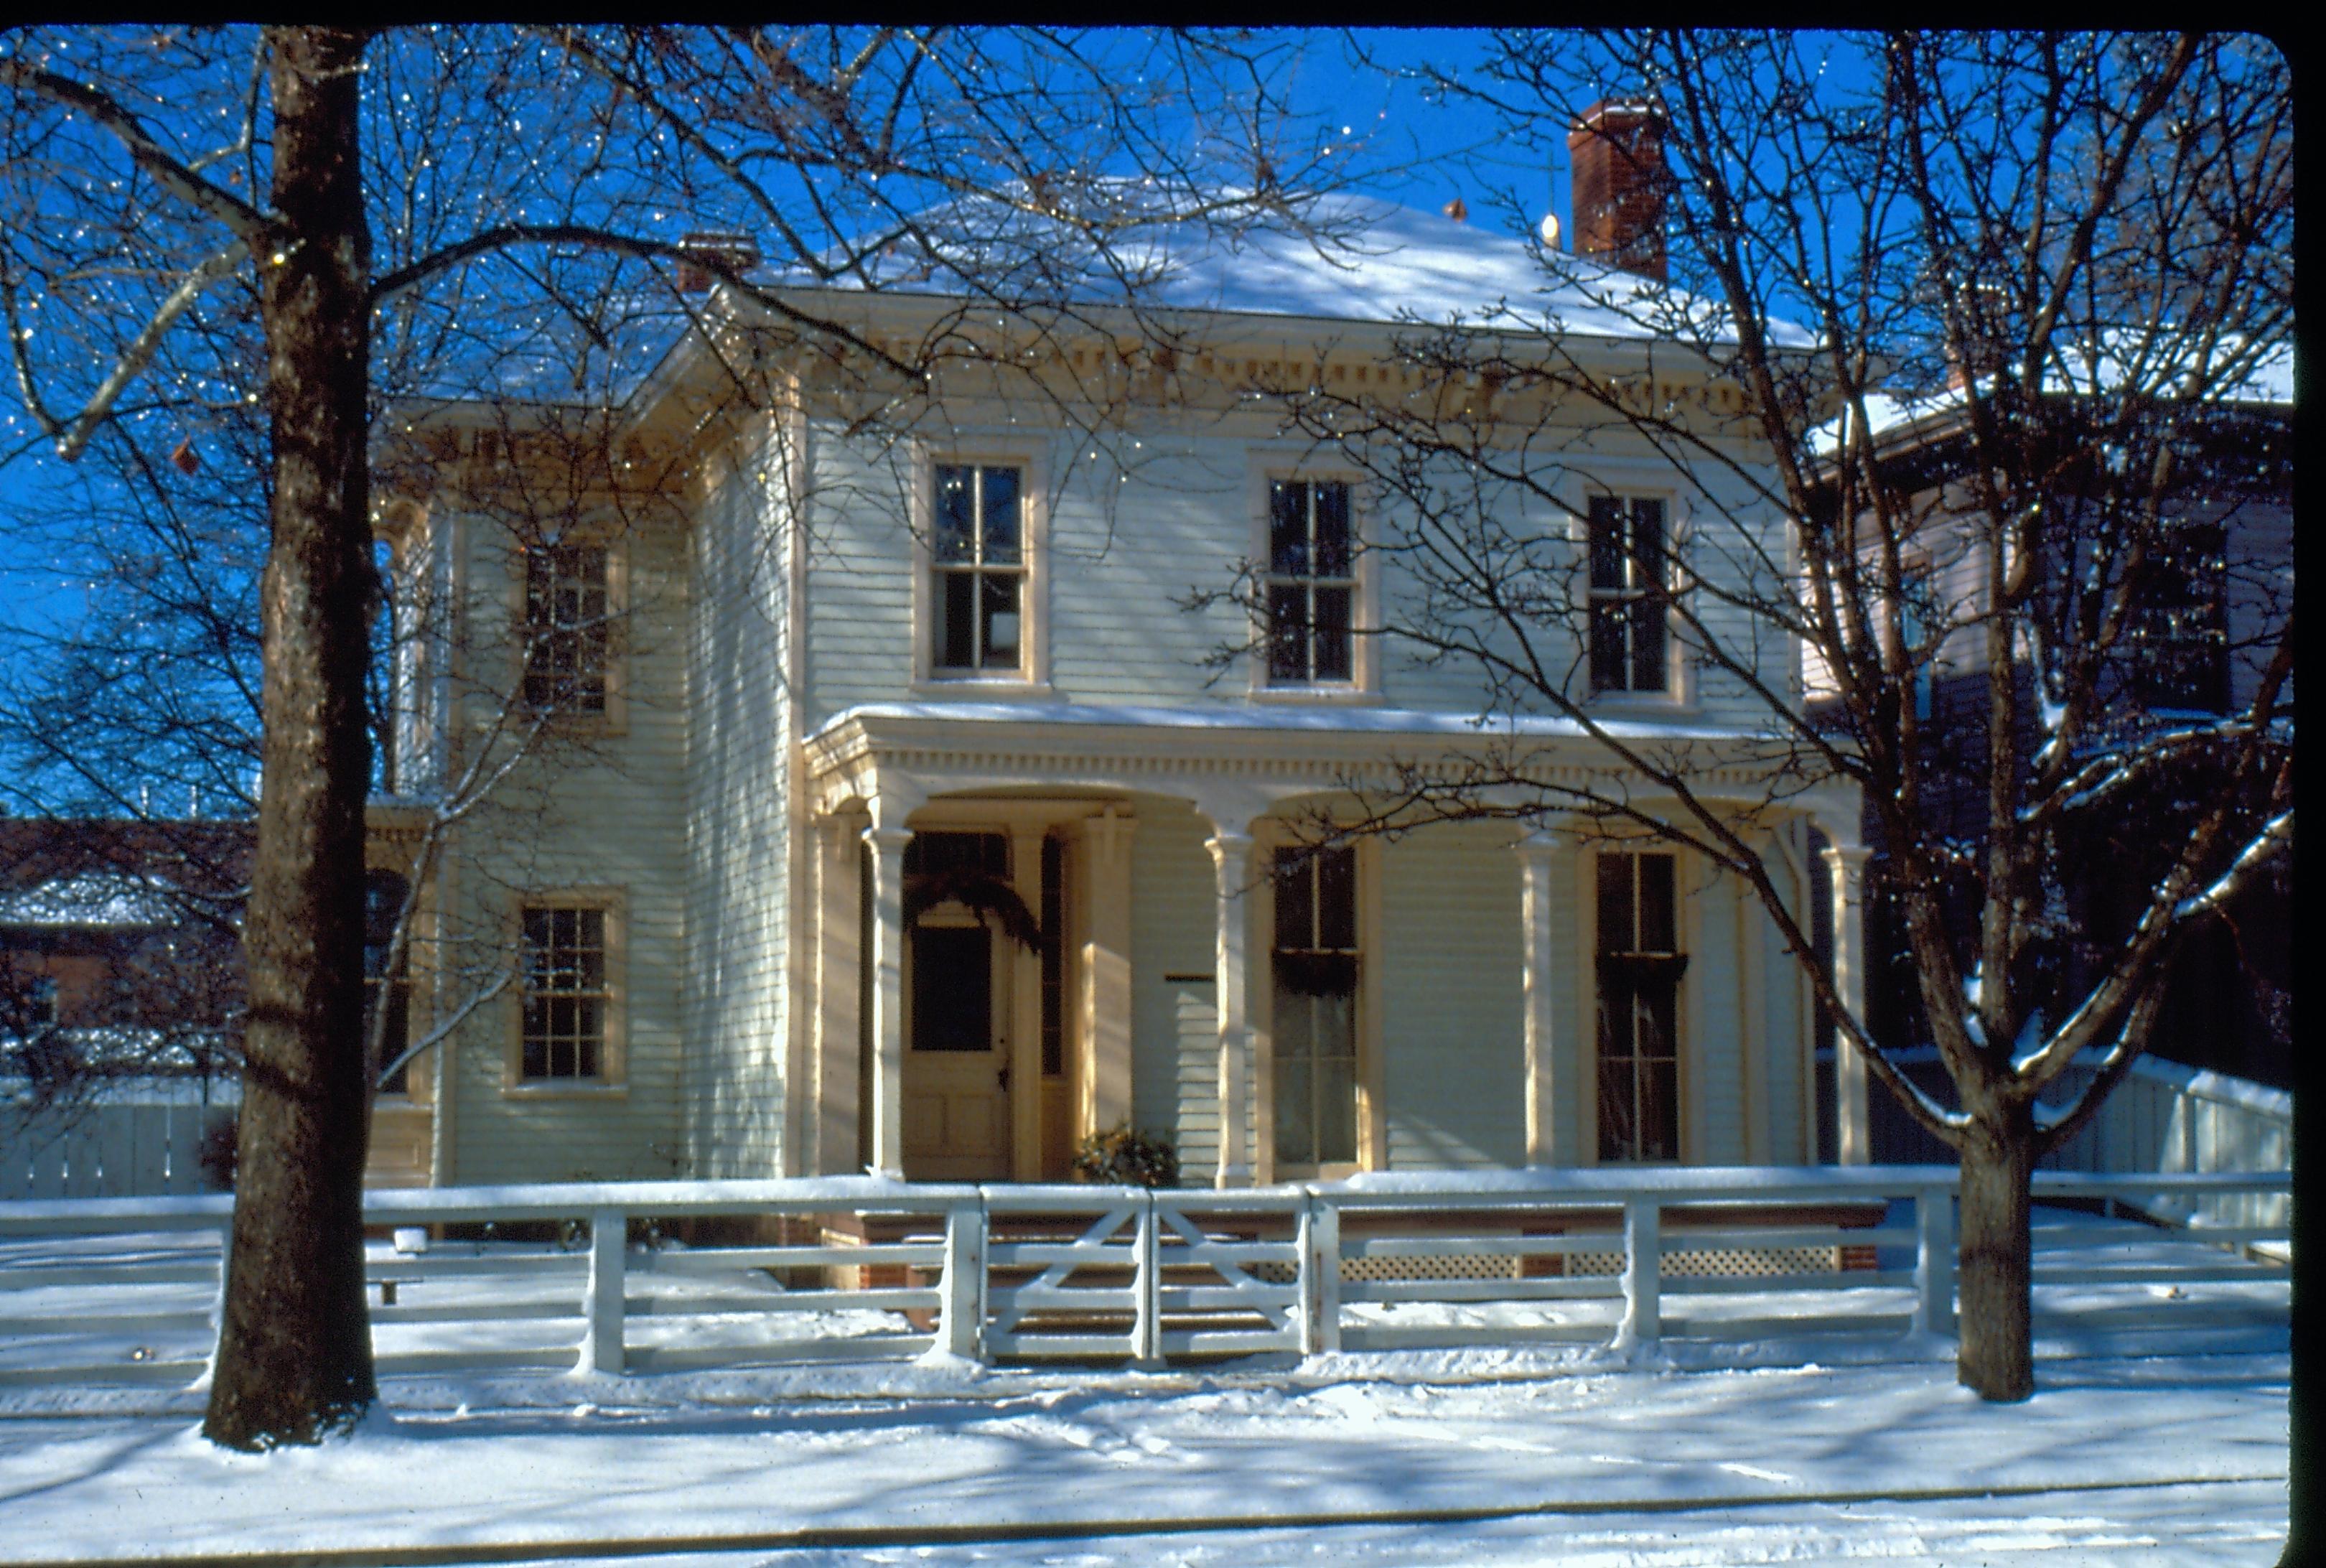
520,905,607,1081
1272,843,1358,1167
1597,851,1684,1162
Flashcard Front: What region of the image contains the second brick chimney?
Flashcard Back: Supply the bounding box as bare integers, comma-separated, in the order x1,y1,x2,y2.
1566,101,1666,281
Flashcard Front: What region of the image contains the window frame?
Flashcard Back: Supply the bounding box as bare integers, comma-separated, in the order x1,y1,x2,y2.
1247,462,1380,700
1251,823,1383,1182
1586,847,1690,1165
1578,486,1689,706
504,887,627,1096
511,530,628,734
911,449,1051,695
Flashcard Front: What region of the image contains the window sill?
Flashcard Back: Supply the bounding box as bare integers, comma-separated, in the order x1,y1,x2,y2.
909,678,1057,701
1586,691,1696,717
1246,685,1380,706
500,1079,629,1100
512,707,628,739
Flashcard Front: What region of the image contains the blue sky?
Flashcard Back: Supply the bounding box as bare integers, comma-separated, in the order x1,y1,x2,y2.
0,28,1520,674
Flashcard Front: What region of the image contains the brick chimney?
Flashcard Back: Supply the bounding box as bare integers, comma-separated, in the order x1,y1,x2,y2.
675,230,760,294
1566,101,1666,281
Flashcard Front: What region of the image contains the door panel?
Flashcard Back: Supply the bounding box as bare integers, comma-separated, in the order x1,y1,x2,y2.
904,915,1012,1180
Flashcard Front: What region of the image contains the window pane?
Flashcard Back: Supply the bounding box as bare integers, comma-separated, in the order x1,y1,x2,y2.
1629,599,1667,693
939,571,976,668
1588,495,1626,589
934,467,976,564
979,467,1022,564
912,925,993,1053
1639,1055,1677,1160
1637,855,1676,953
1266,583,1308,681
1312,587,1353,681
1315,1052,1357,1165
1597,855,1634,955
1274,848,1314,949
1313,482,1351,577
980,571,1021,668
1269,480,1308,576
1597,1053,1635,1162
1275,1055,1314,1166
1629,499,1664,587
1315,846,1356,951
1589,603,1628,693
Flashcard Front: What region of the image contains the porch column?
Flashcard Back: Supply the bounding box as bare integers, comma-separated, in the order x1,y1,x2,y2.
1204,826,1258,1188
1512,824,1572,1167
1075,806,1136,1139
811,812,865,1175
861,823,912,1177
1821,836,1873,1166
1007,826,1047,1181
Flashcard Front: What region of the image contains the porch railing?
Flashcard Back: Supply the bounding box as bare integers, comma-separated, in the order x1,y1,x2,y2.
0,1165,2288,1389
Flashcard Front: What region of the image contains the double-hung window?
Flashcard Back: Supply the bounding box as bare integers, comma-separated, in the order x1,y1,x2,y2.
932,465,1025,674
523,543,609,712
520,905,608,1081
1266,479,1355,685
1587,495,1669,695
2126,520,2230,712
1597,851,1685,1162
1271,844,1360,1168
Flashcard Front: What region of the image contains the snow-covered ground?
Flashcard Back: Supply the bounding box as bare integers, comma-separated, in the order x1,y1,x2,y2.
0,1208,2289,1565
0,1345,2288,1565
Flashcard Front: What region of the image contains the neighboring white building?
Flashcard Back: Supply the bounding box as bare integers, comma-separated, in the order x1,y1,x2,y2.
367,197,1869,1191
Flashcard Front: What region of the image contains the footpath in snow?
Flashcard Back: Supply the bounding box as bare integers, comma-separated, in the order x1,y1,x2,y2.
0,1345,2288,1567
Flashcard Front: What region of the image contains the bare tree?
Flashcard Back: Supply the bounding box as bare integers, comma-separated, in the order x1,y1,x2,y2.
1219,29,2291,1401
1,23,1360,1447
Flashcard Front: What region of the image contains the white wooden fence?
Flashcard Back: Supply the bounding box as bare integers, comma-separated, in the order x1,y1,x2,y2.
0,1083,236,1201
0,1165,2289,1389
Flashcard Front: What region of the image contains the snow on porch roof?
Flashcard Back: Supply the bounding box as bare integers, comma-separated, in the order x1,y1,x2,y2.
810,699,1776,747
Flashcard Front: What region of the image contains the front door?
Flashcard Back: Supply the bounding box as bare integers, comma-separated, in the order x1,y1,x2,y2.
903,910,1013,1180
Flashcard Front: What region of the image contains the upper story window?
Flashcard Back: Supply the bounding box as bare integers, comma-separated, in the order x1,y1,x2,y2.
1587,495,1669,696
932,465,1025,674
1597,850,1686,1163
1266,479,1355,685
523,543,609,712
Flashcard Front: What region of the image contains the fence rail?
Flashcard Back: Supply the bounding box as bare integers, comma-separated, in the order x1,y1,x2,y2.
0,1166,2289,1389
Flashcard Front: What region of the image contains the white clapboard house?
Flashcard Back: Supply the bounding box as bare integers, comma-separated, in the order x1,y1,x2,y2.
362,188,1870,1195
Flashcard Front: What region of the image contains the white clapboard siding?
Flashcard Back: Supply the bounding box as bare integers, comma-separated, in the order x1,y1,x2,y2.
683,429,794,1180
1378,824,1527,1170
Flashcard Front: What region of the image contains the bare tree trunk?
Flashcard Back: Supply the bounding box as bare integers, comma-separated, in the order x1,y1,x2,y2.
1955,1090,2037,1402
204,25,378,1450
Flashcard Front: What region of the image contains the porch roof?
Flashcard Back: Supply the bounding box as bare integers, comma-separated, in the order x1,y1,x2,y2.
800,699,1849,826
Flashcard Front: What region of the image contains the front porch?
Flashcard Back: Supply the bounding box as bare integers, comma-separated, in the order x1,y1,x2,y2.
798,701,1877,1189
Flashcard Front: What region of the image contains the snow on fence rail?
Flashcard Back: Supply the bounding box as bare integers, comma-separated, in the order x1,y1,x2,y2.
0,1167,2288,1389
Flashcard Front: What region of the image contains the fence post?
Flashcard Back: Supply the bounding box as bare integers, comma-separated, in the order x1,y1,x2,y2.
1620,1198,1661,1351
1131,1190,1161,1366
1913,1183,1954,1338
584,1207,626,1375
940,1201,986,1361
1301,1193,1341,1355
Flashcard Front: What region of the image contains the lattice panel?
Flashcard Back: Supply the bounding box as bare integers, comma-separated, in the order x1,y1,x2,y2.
1562,1245,1842,1278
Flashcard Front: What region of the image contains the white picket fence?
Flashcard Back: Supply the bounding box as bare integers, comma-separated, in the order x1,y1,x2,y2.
0,1165,2289,1389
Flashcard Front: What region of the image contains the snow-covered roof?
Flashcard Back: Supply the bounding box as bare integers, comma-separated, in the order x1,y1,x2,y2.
1818,333,2292,454
775,192,1812,347
0,873,180,928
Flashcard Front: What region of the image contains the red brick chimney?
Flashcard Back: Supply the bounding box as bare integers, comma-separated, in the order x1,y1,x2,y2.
1566,101,1666,281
